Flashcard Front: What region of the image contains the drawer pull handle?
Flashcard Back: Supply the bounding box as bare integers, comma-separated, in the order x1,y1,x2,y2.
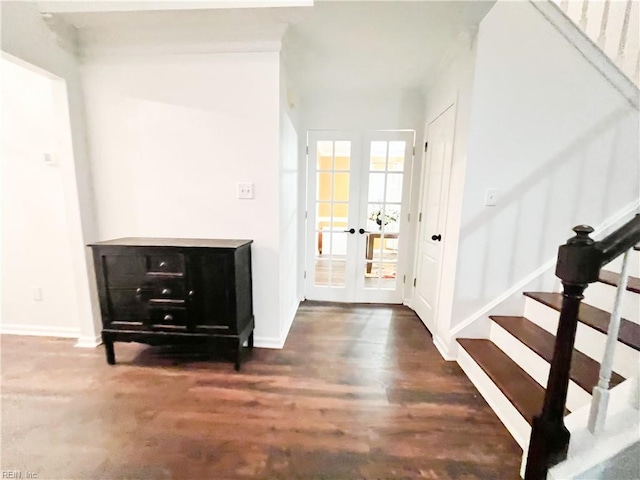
136,287,142,294
189,290,195,297
161,288,171,295
159,261,167,268
164,314,173,322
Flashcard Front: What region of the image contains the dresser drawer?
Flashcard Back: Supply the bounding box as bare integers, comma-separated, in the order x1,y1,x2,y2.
147,278,187,301
146,253,185,276
147,307,187,330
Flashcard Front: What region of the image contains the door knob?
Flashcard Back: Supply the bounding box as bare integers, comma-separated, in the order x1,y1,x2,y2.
431,234,442,241
343,228,356,234
359,228,370,234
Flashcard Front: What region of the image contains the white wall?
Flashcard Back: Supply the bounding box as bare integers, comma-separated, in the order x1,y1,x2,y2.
416,31,479,346
81,51,285,346
0,58,81,336
1,2,101,345
451,0,640,333
301,88,423,132
279,64,300,344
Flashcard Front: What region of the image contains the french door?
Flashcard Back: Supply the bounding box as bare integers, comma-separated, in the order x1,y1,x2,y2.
305,130,414,303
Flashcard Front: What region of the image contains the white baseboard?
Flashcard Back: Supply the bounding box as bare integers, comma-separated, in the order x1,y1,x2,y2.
254,300,300,349
0,324,80,339
433,335,456,361
75,335,102,348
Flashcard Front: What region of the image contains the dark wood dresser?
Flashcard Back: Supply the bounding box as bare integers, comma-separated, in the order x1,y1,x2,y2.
89,237,254,370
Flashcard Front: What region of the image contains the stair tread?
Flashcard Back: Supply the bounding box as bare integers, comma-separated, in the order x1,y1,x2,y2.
490,316,625,391
599,270,640,295
524,292,640,351
457,338,548,425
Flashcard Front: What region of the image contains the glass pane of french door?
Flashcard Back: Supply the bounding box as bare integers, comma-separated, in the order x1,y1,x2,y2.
314,140,351,288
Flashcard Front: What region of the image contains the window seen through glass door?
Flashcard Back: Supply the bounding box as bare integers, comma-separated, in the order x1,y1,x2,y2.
314,141,351,287
364,141,405,290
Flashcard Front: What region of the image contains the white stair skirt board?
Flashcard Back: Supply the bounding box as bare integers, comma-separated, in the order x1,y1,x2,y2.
433,335,457,361
457,344,530,450
489,321,591,412
524,298,640,380
584,281,640,325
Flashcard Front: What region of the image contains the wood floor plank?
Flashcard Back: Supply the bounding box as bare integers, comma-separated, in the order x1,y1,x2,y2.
1,302,522,480
491,315,625,391
524,292,640,351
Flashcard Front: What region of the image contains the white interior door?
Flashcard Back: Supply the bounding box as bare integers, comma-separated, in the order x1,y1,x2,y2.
305,130,414,303
305,131,360,302
355,131,414,303
413,105,456,332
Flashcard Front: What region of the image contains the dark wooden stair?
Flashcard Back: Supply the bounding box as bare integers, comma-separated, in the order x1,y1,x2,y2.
599,270,640,294
524,292,640,351
490,316,625,392
457,338,548,425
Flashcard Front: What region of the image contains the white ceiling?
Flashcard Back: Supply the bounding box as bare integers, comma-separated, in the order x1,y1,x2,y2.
44,1,495,93
285,1,495,92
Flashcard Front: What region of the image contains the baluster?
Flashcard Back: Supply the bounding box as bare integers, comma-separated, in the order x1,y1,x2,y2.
588,248,631,434
617,0,633,61
597,0,611,49
580,0,590,30
525,226,602,480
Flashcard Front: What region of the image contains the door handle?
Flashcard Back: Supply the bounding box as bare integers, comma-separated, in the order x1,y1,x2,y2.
359,228,370,235
343,228,356,234
431,234,442,242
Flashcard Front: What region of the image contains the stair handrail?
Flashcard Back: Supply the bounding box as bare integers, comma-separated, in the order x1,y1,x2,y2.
524,213,640,480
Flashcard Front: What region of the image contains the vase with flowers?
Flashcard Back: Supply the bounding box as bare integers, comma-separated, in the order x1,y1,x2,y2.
368,207,399,230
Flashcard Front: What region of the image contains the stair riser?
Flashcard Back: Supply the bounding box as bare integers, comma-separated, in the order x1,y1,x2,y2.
489,322,591,412
457,345,531,450
524,298,640,379
585,282,640,324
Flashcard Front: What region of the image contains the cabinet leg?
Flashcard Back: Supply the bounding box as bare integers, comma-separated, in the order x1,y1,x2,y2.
104,340,116,365
234,343,242,371
248,331,254,349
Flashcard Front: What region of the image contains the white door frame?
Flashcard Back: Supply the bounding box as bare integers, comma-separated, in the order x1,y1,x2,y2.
411,103,457,336
304,129,415,303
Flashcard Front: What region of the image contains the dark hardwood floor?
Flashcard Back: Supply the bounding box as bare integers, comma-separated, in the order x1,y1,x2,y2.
1,301,521,479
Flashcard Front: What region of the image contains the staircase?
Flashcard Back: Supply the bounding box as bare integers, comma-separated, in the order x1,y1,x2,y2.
455,218,640,478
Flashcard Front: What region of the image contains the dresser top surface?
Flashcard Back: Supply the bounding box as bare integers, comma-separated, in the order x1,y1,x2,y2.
89,237,253,249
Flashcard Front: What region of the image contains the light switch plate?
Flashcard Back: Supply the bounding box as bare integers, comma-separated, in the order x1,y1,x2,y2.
237,182,254,199
485,188,499,206
43,152,56,166
32,286,42,301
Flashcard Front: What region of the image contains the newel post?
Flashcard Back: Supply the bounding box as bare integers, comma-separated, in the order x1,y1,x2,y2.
524,225,602,480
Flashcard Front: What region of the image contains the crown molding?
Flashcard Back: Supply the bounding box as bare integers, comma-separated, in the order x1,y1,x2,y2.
37,1,314,14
